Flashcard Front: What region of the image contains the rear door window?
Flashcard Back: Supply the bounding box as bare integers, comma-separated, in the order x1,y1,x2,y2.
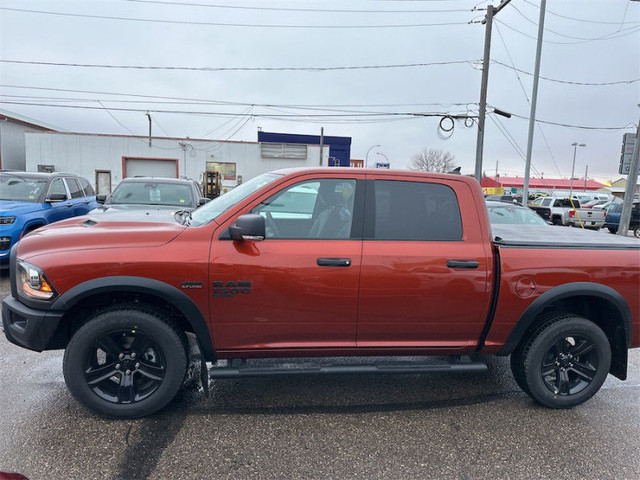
65,178,84,199
366,180,462,241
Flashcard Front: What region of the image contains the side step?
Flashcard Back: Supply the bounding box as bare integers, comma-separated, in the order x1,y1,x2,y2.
209,356,487,379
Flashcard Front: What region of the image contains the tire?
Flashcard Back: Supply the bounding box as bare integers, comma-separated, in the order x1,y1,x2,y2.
63,306,188,418
552,216,562,226
607,227,617,234
520,316,611,409
634,226,640,238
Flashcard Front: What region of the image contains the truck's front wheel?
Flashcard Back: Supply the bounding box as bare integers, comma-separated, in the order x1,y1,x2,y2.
63,306,188,418
520,316,611,408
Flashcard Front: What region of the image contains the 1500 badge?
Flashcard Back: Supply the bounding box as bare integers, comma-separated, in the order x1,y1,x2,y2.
213,281,251,298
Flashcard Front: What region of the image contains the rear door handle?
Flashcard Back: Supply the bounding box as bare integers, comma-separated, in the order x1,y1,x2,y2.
317,258,352,267
447,260,479,269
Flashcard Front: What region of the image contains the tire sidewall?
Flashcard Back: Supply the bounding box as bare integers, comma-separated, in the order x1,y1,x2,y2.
63,308,187,418
524,318,611,409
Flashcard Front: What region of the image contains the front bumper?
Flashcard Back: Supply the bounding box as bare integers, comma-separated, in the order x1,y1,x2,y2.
2,295,64,352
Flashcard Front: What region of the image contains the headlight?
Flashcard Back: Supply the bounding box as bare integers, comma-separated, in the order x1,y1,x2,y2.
0,216,15,224
17,260,56,300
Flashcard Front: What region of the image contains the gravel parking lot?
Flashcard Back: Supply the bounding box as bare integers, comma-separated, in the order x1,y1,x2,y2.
1,250,639,480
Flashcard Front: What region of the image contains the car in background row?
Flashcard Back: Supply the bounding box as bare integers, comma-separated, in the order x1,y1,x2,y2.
485,200,549,226
603,201,640,237
89,177,208,221
0,172,98,265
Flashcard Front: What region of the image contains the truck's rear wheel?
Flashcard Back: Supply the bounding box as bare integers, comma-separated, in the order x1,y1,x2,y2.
63,306,188,418
520,316,611,408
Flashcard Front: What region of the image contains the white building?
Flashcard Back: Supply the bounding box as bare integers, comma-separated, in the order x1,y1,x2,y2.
0,109,61,170
25,131,328,194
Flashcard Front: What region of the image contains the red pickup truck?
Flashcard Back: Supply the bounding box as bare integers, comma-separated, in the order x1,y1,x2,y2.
3,168,639,418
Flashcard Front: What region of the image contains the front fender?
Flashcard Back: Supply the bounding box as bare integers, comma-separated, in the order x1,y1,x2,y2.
51,276,215,361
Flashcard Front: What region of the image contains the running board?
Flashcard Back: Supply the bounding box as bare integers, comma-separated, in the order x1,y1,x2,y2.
208,356,487,379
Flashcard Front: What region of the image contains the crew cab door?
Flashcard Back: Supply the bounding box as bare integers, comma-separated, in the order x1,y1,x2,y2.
208,174,364,351
357,176,493,350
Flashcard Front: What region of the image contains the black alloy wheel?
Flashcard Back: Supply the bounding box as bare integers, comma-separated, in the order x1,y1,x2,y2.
84,328,167,404
540,334,599,396
64,306,187,418
520,316,611,408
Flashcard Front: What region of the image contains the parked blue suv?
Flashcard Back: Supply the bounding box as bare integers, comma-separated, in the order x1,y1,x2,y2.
0,172,99,265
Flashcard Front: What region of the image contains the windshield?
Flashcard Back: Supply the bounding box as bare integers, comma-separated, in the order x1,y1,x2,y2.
0,174,48,202
487,204,548,225
190,172,281,226
108,181,194,207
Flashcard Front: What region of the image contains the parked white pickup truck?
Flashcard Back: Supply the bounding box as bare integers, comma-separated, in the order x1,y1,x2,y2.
529,196,605,229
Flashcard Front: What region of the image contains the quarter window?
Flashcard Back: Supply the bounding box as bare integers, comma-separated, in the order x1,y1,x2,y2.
368,180,462,241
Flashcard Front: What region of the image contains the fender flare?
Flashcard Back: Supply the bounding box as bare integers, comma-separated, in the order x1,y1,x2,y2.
499,282,632,356
51,276,215,361
21,219,47,236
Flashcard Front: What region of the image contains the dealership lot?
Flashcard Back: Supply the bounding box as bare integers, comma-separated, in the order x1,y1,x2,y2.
1,271,639,480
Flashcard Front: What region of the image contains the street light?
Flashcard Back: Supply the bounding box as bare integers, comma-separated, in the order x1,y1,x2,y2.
569,142,586,197
366,144,381,168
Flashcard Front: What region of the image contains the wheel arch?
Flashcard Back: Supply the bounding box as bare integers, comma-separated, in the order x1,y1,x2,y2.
500,282,632,380
49,276,215,361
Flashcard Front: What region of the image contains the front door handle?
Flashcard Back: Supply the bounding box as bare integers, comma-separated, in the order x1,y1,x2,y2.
317,258,352,267
447,260,479,269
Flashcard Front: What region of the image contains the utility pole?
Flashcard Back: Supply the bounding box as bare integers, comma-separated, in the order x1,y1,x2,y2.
146,112,152,147
319,127,324,166
618,117,640,236
584,164,588,192
474,0,512,182
521,0,547,205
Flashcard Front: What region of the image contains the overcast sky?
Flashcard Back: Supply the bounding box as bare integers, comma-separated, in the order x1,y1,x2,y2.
0,0,638,181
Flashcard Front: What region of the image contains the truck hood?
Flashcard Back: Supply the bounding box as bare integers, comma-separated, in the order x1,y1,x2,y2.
0,200,41,216
87,205,184,222
17,216,187,261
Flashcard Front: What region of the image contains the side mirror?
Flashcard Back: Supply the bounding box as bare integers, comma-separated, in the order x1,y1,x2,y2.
229,214,265,241
96,194,107,204
46,193,67,203
198,198,210,206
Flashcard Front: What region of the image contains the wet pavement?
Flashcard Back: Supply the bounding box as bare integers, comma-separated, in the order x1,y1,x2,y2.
0,270,639,480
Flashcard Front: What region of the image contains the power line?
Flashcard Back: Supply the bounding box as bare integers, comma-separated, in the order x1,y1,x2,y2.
124,0,471,14
0,93,478,117
0,7,470,29
491,60,640,86
0,99,472,120
4,58,635,87
520,0,640,26
0,58,477,72
510,3,640,42
0,83,477,109
507,111,632,130
1,97,626,131
495,18,640,45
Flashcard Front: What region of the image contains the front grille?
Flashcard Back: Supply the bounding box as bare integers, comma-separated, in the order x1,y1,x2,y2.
0,236,11,251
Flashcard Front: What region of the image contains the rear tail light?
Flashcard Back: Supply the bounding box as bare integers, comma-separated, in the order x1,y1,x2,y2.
569,210,576,218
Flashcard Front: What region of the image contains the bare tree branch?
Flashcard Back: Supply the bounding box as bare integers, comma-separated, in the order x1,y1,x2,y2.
409,148,456,173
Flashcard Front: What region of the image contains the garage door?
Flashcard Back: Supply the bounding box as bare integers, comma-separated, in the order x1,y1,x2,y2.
123,157,178,178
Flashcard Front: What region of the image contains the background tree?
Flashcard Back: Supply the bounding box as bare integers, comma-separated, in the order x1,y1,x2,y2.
409,148,456,173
